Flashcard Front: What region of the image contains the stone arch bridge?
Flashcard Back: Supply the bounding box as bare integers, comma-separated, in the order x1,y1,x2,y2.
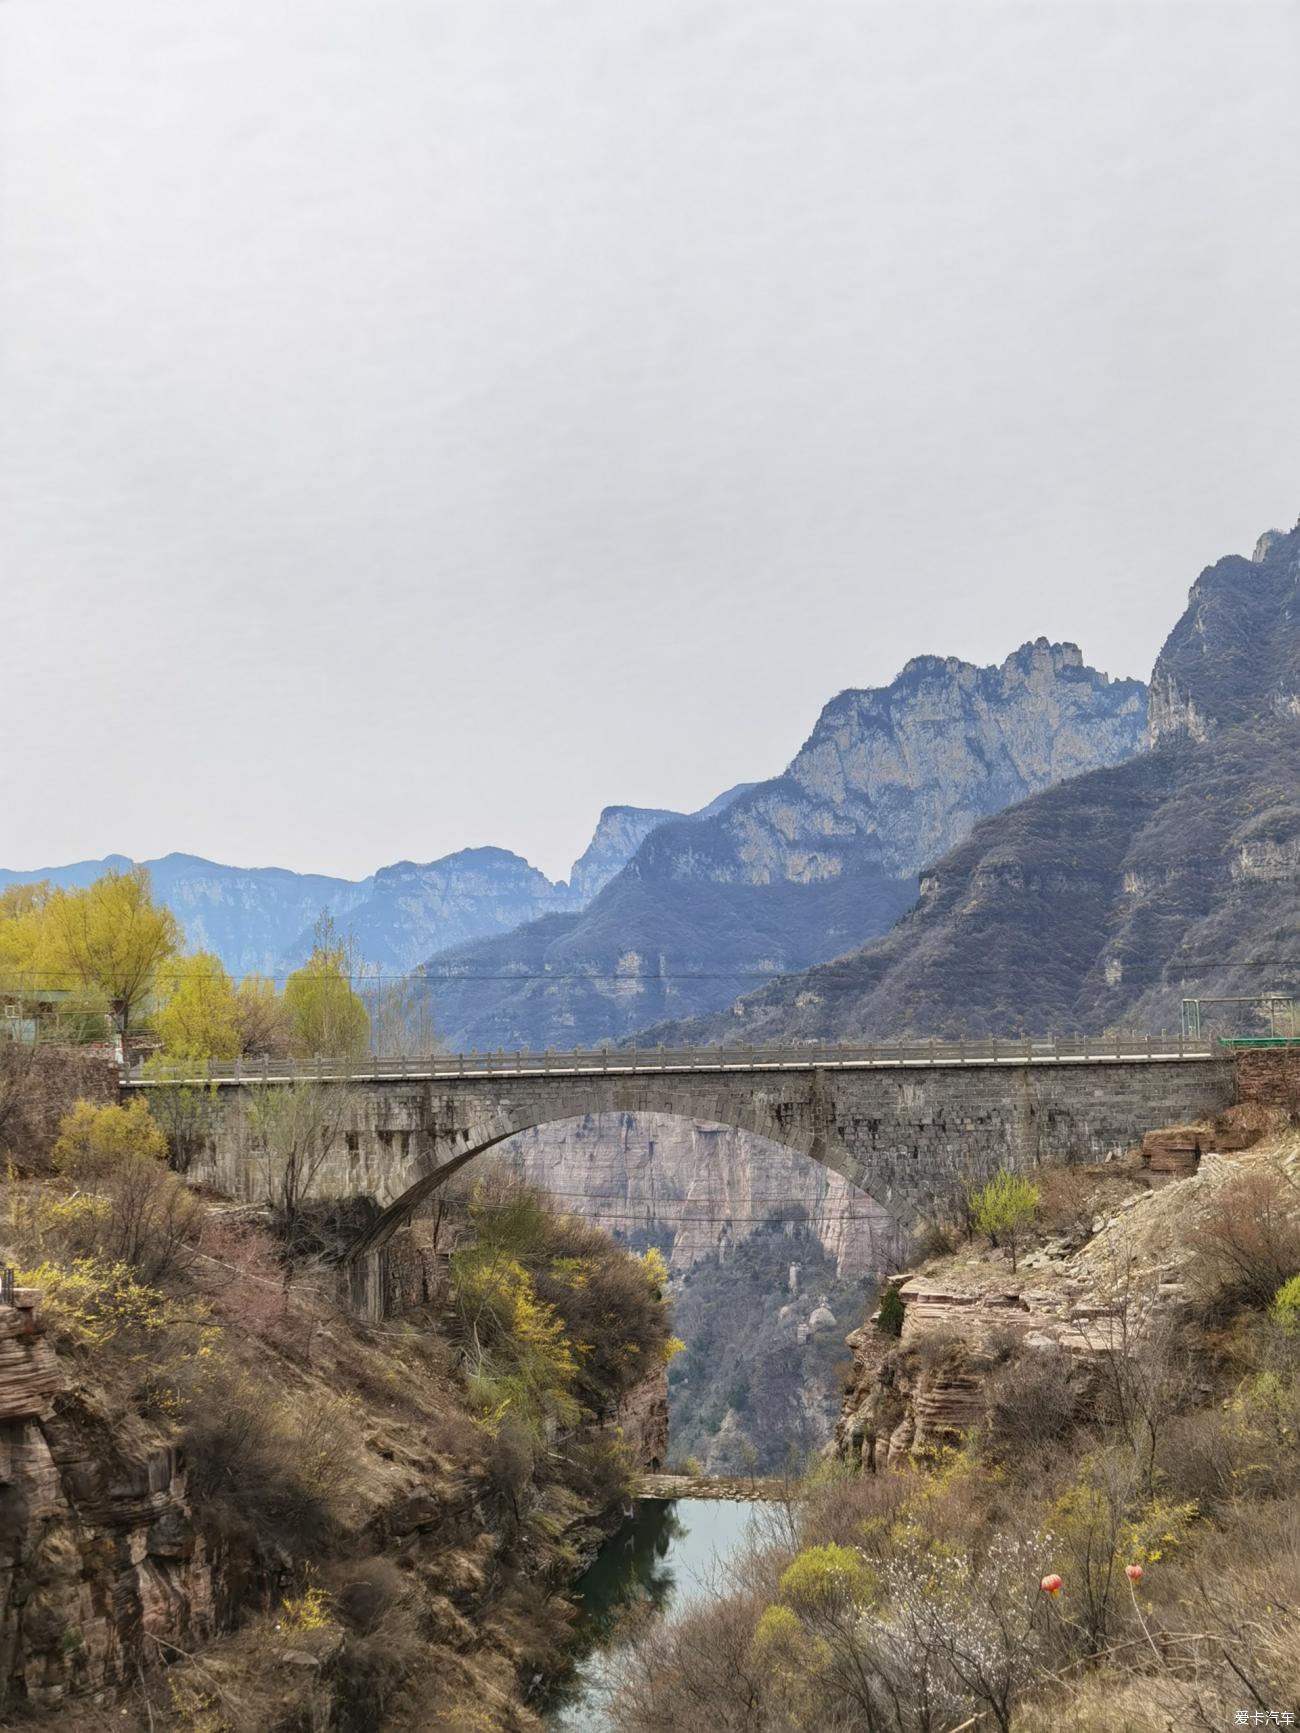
126,1036,1232,1258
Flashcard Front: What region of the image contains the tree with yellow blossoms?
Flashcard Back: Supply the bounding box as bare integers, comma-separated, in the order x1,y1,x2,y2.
283,917,369,1060
41,868,180,1036
154,951,242,1061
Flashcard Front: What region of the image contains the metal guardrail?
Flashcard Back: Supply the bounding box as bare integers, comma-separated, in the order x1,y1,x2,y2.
124,1033,1222,1086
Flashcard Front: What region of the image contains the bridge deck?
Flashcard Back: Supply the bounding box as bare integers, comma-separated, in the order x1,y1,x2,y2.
125,1034,1220,1087
636,1473,793,1503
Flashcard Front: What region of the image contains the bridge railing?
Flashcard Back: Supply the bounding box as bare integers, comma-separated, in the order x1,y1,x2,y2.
124,1032,1220,1085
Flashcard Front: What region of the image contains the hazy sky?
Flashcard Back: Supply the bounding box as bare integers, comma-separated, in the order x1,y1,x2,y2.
3,2,1298,882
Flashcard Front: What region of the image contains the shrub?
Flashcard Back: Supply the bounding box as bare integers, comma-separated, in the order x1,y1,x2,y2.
612,1588,773,1731
97,1160,204,1283
9,1189,110,1259
778,1544,877,1617
910,1180,977,1259
198,1212,287,1336
16,1254,214,1372
972,1171,1040,1270
911,1323,967,1373
566,1434,636,1510
51,1097,167,1180
877,1284,905,1337
17,1162,203,1286
984,1345,1078,1458
1034,1160,1120,1235
454,1249,579,1439
331,1556,408,1634
280,1582,335,1633
448,1178,677,1439
1153,1407,1240,1515
1190,1167,1300,1309
1272,1271,1300,1332
180,1363,355,1552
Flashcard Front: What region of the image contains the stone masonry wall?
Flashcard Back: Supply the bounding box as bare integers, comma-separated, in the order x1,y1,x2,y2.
2,1043,119,1166
1234,1047,1300,1108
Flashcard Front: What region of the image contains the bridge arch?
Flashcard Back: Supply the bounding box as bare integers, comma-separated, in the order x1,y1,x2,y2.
340,1078,862,1265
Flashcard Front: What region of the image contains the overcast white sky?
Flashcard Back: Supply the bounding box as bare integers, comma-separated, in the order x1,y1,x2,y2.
2,2,1298,883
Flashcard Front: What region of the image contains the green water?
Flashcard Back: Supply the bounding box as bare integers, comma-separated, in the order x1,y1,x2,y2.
542,1498,764,1731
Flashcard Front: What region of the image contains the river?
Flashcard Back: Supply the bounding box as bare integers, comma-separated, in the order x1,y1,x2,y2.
543,1498,767,1731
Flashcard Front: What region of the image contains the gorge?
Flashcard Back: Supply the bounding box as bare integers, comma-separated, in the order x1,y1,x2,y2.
4,515,1300,1731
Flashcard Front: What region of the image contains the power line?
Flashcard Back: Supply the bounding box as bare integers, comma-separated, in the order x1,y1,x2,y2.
490,1188,885,1208
522,1210,894,1226
2,968,813,986
6,956,1299,989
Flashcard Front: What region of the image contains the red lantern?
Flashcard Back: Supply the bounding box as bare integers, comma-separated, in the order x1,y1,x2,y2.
1040,1574,1063,1596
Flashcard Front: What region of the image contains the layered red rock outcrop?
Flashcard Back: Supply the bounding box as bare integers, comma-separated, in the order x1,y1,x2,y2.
834,1270,1122,1471
1,1291,223,1711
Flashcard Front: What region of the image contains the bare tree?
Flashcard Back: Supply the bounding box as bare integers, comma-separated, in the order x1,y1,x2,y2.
1190,1163,1300,1309
141,1072,220,1174
245,1080,357,1250
359,965,438,1058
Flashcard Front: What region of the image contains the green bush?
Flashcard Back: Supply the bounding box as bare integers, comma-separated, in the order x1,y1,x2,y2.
449,1177,677,1442
877,1284,905,1337
51,1097,168,1180
1272,1272,1300,1332
971,1170,1040,1270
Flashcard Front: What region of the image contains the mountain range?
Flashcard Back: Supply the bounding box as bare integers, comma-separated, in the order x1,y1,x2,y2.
3,645,1147,1035
419,641,1146,1048
0,792,753,981
12,520,1294,1057
653,521,1300,1045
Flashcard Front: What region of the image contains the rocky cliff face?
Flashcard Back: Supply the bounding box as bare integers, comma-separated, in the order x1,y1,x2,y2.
642,639,1145,888
424,643,1144,1050
1148,522,1300,744
1,1289,214,1712
609,1367,669,1472
567,808,688,906
663,519,1300,1045
0,1269,670,1722
490,1114,896,1277
834,1109,1297,1476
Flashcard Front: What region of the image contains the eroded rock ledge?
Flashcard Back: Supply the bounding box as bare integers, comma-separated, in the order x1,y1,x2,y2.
835,1121,1300,1475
